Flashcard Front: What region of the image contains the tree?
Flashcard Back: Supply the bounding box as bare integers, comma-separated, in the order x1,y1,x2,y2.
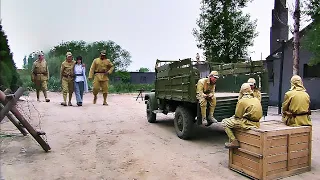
302,0,320,65
138,67,150,72
192,0,258,63
23,55,27,68
26,40,132,78
0,21,21,91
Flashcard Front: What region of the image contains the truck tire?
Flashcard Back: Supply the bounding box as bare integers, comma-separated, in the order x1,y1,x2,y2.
146,99,156,123
174,106,194,140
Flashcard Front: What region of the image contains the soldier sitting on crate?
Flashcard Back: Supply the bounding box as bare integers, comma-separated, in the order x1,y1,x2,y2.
238,78,261,102
221,83,263,149
196,71,219,126
282,75,312,127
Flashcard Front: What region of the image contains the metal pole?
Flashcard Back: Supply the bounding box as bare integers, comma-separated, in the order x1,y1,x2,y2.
278,40,286,115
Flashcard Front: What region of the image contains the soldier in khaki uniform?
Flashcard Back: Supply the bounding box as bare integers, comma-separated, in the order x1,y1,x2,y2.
88,50,114,105
221,83,263,149
282,75,312,127
196,71,219,126
31,51,50,102
60,52,76,106
238,78,261,101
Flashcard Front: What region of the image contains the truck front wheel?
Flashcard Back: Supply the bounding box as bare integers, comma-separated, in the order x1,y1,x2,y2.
174,106,194,140
146,100,156,123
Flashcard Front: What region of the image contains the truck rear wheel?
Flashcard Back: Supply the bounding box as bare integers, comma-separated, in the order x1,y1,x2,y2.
146,100,156,123
174,106,194,140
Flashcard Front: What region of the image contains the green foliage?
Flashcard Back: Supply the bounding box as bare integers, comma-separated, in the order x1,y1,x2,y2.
192,0,258,63
301,0,320,65
302,22,320,65
138,67,150,72
0,22,22,91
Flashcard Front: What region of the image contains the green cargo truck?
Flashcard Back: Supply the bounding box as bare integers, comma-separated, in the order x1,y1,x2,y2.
145,58,269,140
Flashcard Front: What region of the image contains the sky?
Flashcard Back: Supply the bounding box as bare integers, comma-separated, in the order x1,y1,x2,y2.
0,0,307,71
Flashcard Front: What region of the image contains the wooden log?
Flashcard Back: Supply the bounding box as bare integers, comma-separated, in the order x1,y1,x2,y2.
0,87,24,122
0,89,51,152
0,103,28,136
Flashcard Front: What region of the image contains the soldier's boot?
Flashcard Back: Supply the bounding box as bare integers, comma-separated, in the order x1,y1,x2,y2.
93,95,97,104
207,107,218,126
225,139,240,149
200,106,208,126
61,93,67,106
103,93,108,106
224,127,239,149
68,94,73,106
36,90,40,102
43,91,50,102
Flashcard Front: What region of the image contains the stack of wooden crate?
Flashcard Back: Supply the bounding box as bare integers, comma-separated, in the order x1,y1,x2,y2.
229,120,312,180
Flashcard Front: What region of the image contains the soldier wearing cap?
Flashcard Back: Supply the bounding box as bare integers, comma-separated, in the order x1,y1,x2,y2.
282,75,312,127
196,71,219,126
60,52,76,106
88,50,114,105
221,83,263,149
31,51,50,102
238,78,261,102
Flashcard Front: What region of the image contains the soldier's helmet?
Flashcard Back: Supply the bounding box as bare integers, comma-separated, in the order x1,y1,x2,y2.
37,51,44,56
100,50,106,55
240,83,252,94
247,78,256,86
291,75,302,83
66,52,72,57
208,71,219,79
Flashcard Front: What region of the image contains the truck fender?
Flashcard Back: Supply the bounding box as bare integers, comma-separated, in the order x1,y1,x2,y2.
144,92,158,111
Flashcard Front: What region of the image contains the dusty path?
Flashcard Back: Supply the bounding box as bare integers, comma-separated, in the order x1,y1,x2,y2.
1,92,320,180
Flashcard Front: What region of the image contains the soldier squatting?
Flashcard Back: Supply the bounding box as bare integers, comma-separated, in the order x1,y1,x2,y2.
32,53,312,149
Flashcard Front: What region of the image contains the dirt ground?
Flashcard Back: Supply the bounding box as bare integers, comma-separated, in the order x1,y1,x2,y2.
1,92,320,180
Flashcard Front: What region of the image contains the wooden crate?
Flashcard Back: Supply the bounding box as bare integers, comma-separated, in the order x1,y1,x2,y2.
229,120,312,180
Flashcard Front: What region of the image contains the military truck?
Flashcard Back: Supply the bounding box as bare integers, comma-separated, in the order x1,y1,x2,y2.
145,58,269,140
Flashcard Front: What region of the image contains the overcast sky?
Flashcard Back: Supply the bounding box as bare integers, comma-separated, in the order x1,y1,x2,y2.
1,0,306,71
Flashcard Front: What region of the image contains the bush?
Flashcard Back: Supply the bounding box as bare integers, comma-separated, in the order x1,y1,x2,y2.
19,72,154,94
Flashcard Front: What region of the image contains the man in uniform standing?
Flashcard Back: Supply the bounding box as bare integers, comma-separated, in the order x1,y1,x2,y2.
31,51,50,102
238,78,261,101
60,52,75,106
196,71,219,126
282,75,312,127
221,83,263,149
88,50,114,105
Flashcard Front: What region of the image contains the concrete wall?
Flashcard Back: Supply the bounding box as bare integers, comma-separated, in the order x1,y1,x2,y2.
129,72,155,84
268,45,320,109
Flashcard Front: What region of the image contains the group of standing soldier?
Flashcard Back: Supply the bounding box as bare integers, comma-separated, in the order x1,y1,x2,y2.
31,50,114,106
197,71,312,149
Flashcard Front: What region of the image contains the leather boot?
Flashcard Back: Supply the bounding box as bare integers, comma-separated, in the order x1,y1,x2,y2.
225,139,240,149
36,90,40,102
43,91,50,102
93,95,97,104
103,93,108,105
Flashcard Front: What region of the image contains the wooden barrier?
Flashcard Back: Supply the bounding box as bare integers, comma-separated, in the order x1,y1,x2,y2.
0,88,51,152
229,120,311,180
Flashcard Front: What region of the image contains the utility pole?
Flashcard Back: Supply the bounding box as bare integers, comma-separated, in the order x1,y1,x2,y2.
292,0,300,75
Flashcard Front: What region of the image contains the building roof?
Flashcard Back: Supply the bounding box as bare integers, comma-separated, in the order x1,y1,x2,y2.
266,22,314,60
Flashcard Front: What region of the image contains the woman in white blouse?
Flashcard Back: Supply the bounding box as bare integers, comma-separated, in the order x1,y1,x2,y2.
74,56,89,106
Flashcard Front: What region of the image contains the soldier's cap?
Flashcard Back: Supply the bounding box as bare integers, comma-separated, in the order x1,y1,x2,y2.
291,75,302,83
247,78,256,85
100,50,106,55
66,52,72,57
208,71,219,78
38,51,44,56
240,83,252,93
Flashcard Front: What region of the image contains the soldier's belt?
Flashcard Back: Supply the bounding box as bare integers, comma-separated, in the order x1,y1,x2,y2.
75,74,83,76
283,111,311,118
63,74,74,78
33,72,47,75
